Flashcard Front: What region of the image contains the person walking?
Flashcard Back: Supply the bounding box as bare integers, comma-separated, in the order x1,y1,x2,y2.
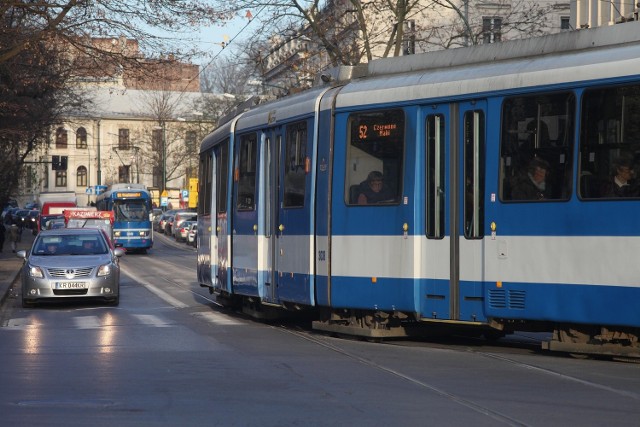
9,222,19,253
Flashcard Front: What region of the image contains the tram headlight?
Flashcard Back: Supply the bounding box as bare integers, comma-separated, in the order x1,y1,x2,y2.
114,231,121,237
139,231,148,236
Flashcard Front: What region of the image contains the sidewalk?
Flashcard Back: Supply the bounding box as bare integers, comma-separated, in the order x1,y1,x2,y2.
0,229,36,304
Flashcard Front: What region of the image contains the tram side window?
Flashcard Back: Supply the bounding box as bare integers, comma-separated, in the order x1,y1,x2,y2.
345,109,404,205
464,110,485,239
199,153,211,216
236,133,257,211
217,142,229,214
426,114,445,239
283,121,307,208
579,85,640,199
500,92,575,201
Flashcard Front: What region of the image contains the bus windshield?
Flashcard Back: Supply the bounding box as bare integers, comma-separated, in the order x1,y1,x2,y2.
114,200,150,221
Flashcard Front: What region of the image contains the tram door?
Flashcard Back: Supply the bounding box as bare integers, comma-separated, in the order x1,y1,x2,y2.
421,102,487,321
263,129,281,303
422,107,451,318
264,121,313,305
212,142,230,293
454,101,487,322
198,151,213,288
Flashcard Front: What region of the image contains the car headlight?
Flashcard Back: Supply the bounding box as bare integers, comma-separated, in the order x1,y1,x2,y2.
97,264,112,277
28,265,44,278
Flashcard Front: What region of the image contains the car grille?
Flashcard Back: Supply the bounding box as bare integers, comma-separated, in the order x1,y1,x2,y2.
53,289,89,296
47,267,94,278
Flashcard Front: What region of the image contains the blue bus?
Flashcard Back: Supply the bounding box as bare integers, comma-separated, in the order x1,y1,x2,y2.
96,183,153,253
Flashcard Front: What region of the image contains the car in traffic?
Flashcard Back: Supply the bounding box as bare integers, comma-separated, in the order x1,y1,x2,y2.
26,210,40,229
17,228,125,307
171,212,197,239
175,220,195,242
187,223,197,247
40,214,65,230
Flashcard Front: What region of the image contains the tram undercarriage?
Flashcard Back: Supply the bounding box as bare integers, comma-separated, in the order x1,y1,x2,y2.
543,324,640,360
204,281,640,359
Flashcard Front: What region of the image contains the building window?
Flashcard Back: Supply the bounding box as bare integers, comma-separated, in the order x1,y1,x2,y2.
560,16,570,30
56,127,68,149
77,166,87,187
26,165,33,189
153,166,162,188
482,17,502,44
118,165,130,183
118,128,130,150
55,170,67,187
76,127,87,149
152,128,162,152
185,130,198,152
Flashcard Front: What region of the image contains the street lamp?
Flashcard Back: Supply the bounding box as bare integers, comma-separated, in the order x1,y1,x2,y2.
153,123,166,193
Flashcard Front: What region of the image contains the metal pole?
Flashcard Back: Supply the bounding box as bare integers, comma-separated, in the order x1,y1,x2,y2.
162,121,166,193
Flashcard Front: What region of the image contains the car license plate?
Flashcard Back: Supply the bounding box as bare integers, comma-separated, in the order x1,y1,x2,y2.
54,282,88,289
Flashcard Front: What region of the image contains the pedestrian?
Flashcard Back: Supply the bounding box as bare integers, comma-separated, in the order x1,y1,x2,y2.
8,222,19,253
0,221,5,252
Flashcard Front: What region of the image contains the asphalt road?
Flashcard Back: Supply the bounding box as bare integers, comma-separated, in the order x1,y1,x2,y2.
0,233,639,426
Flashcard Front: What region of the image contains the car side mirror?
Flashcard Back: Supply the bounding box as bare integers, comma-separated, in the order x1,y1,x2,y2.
16,250,27,259
113,248,125,257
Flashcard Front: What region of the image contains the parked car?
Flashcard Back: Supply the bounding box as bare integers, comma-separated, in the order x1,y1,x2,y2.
175,220,194,242
163,215,175,235
152,212,166,232
171,212,197,239
187,223,197,247
17,228,124,307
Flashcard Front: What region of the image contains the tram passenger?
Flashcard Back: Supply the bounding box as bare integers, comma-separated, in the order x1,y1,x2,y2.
601,156,637,198
357,171,394,205
510,158,551,200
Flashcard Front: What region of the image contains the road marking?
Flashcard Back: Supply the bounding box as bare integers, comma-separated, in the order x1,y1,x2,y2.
6,318,39,330
132,314,173,327
121,266,188,309
192,311,243,326
74,316,101,329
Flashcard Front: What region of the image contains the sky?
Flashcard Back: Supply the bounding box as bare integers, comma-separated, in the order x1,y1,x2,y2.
188,12,257,67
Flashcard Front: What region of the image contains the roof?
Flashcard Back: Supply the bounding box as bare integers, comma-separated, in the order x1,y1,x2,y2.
70,87,221,121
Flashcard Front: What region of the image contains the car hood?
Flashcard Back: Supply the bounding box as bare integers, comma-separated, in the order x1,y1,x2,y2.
28,254,114,268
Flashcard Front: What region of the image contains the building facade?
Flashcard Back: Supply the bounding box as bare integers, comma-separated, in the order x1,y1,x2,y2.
21,88,214,208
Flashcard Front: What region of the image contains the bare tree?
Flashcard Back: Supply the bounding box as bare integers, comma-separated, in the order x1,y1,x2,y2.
201,55,256,94
0,1,229,208
226,0,561,75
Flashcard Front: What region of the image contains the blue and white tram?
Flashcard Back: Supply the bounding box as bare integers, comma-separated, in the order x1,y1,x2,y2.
95,183,153,253
198,22,640,357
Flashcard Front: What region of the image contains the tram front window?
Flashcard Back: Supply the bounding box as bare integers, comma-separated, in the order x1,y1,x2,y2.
114,201,149,221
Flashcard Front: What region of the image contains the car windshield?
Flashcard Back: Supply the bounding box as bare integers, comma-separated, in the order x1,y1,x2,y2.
33,235,108,256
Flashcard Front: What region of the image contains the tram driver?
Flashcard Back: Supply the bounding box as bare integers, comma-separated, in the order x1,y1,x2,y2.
357,171,394,205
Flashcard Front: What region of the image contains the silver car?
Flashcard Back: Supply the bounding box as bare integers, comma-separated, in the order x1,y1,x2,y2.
17,228,125,307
